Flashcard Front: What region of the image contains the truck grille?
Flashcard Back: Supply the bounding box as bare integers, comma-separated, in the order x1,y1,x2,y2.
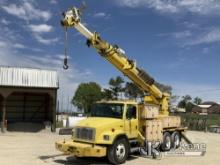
75,127,95,141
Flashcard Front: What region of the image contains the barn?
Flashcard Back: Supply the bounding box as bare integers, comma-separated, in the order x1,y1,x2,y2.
0,66,58,132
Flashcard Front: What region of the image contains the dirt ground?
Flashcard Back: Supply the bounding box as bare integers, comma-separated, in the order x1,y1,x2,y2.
0,131,220,165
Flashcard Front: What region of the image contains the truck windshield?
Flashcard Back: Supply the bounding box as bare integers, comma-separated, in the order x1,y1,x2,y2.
91,103,124,119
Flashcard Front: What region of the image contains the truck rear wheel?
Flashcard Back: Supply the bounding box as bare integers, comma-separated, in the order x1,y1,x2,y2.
161,132,171,151
107,137,129,164
171,131,181,149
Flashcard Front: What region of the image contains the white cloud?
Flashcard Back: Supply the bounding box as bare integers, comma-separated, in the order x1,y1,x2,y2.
117,0,178,13
93,12,111,19
1,18,10,25
0,40,29,50
0,41,7,47
13,43,26,49
172,31,192,39
188,28,220,45
172,82,220,102
50,0,58,4
34,34,59,45
0,27,25,49
181,21,200,29
2,2,51,21
27,24,57,45
159,28,220,46
94,12,106,17
29,24,53,33
158,30,192,39
117,0,220,15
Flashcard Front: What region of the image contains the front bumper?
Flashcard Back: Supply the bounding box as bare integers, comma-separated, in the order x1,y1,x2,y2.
55,140,107,157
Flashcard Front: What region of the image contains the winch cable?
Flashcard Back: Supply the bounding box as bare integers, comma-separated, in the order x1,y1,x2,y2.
63,27,69,70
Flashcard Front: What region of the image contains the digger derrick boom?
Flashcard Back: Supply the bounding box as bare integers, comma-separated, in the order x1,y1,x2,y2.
61,7,169,115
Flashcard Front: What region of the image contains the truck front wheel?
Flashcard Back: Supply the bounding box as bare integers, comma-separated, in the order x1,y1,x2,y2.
107,137,129,164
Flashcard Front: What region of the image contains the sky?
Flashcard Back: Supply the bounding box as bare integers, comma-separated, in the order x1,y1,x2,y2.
0,0,220,105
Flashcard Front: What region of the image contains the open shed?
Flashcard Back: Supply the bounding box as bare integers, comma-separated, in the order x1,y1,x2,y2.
0,66,58,132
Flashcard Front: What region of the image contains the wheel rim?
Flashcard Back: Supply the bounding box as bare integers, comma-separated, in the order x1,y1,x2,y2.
116,143,126,160
174,134,180,147
165,136,171,149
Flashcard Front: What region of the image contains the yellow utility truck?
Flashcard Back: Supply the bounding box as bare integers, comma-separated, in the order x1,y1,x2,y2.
56,6,187,164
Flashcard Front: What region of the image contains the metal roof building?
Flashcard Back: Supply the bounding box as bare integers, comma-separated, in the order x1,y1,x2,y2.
0,66,59,132
192,102,220,114
0,67,58,88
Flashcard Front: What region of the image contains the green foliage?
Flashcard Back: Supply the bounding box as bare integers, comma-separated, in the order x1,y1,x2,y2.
102,88,113,100
154,82,172,94
178,95,192,108
124,82,144,100
108,76,125,99
71,76,174,113
185,102,195,112
72,82,103,114
177,95,195,112
177,113,220,131
193,97,202,105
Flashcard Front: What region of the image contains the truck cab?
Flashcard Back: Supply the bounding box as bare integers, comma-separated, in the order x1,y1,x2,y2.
72,100,138,144
56,100,140,164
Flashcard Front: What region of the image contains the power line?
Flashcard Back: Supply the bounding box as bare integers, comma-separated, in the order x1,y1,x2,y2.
174,88,220,94
191,88,220,93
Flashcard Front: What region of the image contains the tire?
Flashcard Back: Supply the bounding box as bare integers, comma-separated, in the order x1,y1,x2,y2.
171,131,181,149
161,132,171,151
107,137,129,164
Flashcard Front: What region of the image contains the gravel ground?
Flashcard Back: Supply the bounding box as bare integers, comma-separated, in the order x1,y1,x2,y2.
0,131,220,165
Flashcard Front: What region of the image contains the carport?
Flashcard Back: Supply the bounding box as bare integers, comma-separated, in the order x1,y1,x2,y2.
0,67,58,132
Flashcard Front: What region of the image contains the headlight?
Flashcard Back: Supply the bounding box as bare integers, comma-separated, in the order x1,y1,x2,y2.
103,135,110,141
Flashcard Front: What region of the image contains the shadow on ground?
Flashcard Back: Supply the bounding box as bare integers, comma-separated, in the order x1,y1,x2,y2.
7,122,45,132
39,154,139,165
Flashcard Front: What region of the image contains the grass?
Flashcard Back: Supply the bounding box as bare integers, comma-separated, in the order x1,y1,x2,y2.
173,113,220,131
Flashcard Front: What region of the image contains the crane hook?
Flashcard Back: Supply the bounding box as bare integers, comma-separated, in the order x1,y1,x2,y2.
63,27,69,70
63,57,69,70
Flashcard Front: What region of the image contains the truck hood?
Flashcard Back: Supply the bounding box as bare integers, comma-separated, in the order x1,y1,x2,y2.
76,117,122,128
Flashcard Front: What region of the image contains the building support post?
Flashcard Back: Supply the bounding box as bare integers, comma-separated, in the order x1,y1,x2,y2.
50,91,57,132
1,98,6,133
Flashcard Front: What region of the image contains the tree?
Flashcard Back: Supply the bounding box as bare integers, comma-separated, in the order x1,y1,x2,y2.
177,95,193,112
193,97,202,105
72,82,103,114
185,102,194,113
178,95,192,108
102,88,113,100
109,76,125,99
124,82,144,100
154,82,172,94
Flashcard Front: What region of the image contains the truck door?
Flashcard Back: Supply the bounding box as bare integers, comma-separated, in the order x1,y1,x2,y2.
125,104,138,138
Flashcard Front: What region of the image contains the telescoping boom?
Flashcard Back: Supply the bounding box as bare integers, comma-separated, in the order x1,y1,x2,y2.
60,7,170,116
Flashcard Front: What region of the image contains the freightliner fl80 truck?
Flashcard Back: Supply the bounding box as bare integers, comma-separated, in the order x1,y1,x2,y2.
56,5,188,164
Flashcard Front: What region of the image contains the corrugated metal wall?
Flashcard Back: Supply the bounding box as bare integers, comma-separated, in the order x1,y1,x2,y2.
0,67,58,88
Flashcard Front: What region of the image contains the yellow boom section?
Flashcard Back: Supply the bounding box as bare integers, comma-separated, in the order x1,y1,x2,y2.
61,7,169,115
